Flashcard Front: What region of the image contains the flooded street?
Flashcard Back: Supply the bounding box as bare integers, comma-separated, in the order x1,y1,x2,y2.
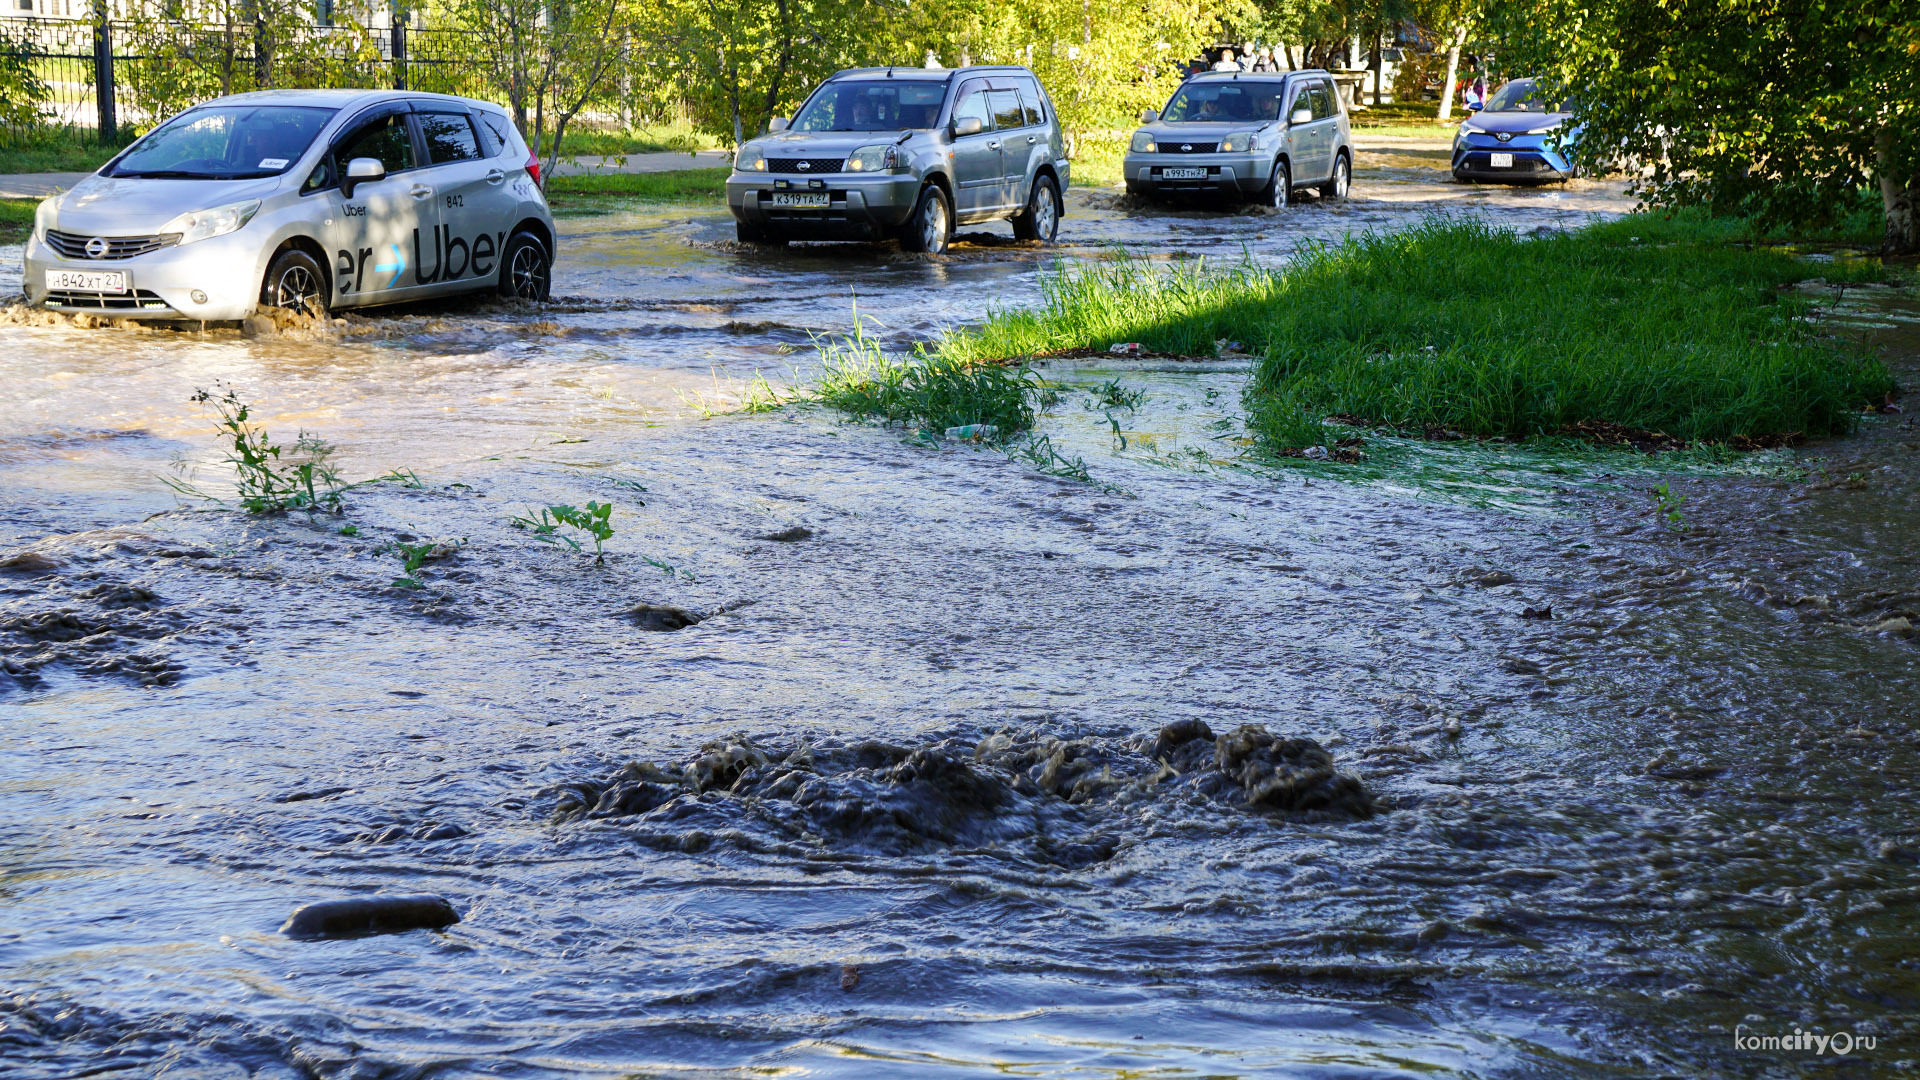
3,147,1918,1078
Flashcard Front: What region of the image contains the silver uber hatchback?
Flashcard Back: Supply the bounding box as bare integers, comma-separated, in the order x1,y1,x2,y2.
26,88,556,322
1125,70,1352,208
728,65,1069,254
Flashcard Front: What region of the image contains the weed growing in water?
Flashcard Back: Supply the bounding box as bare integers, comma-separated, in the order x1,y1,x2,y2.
511,502,616,562
1651,481,1687,530
641,554,697,582
168,388,348,513
390,538,462,589
1089,379,1146,411
338,524,359,537
811,303,1039,439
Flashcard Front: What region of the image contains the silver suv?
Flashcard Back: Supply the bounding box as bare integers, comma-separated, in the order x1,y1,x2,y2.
1124,70,1352,208
727,66,1069,254
25,88,555,322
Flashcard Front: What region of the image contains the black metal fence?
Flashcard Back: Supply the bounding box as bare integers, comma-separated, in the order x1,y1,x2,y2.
0,16,525,144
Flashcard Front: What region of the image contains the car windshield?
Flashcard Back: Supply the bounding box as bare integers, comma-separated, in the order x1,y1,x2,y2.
1486,79,1562,113
792,81,948,132
109,105,336,179
1160,81,1287,124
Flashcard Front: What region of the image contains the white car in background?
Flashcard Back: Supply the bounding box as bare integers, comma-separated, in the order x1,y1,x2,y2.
25,88,557,322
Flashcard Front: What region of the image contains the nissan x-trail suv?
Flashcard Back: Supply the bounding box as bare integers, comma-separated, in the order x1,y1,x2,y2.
727,66,1069,254
1124,69,1352,208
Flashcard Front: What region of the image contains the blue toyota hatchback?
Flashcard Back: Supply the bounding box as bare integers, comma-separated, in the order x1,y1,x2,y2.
1450,78,1580,183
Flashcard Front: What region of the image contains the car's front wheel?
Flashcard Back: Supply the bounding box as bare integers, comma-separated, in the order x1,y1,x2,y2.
899,184,952,254
1261,159,1291,209
498,229,551,301
259,248,329,318
1320,151,1351,199
1011,174,1061,242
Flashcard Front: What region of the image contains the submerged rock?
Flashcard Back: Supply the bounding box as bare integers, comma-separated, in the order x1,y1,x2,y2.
544,721,1374,865
626,604,702,632
279,894,460,940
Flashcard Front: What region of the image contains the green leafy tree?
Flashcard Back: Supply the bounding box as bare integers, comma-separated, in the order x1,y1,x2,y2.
0,26,52,132
1490,0,1919,253
452,0,631,178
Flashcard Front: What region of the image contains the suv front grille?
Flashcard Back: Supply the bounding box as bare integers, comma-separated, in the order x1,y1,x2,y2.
766,157,845,174
1159,142,1219,154
45,289,171,311
45,230,182,260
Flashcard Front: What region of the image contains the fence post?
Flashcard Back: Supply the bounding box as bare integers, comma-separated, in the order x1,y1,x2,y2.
390,2,407,91
91,0,116,145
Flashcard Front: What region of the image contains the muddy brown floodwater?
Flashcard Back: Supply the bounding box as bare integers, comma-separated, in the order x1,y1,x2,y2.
3,146,1918,1079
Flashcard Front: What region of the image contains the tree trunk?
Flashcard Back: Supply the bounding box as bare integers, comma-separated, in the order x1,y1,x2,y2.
1370,28,1383,106
1437,28,1464,122
1878,128,1917,255
760,0,791,134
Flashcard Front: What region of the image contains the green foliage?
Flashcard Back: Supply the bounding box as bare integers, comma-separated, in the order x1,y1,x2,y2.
511,502,617,561
1090,379,1146,410
390,538,462,589
543,168,729,202
169,388,348,514
1487,0,1920,251
811,310,1040,439
1650,480,1686,530
936,217,1896,450
0,25,51,130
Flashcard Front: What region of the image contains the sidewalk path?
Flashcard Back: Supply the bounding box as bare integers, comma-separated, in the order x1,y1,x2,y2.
0,150,733,200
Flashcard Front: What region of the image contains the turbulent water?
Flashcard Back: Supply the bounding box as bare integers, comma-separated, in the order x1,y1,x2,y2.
3,150,1917,1078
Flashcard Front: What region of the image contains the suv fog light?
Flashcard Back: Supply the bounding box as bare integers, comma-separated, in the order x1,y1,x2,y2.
191,290,209,304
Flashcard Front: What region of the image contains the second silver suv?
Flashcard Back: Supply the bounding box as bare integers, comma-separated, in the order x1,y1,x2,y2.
1125,70,1352,208
727,66,1069,254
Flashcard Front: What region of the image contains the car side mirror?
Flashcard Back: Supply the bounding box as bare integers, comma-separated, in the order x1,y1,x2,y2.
768,116,789,133
1139,109,1158,124
341,156,385,198
1290,107,1312,125
953,115,984,137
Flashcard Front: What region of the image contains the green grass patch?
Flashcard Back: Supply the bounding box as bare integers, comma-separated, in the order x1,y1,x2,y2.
769,312,1042,440
543,168,728,204
546,121,722,158
0,197,38,244
0,128,130,174
938,214,1898,450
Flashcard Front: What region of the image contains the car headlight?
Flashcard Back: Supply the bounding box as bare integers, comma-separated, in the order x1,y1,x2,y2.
32,196,56,242
1460,122,1485,135
159,199,260,245
742,152,768,172
1130,131,1156,153
846,144,906,173
1525,125,1562,136
1218,131,1259,153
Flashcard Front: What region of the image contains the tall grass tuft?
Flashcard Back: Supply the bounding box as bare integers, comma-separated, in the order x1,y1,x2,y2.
813,309,1039,438
938,216,1895,450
